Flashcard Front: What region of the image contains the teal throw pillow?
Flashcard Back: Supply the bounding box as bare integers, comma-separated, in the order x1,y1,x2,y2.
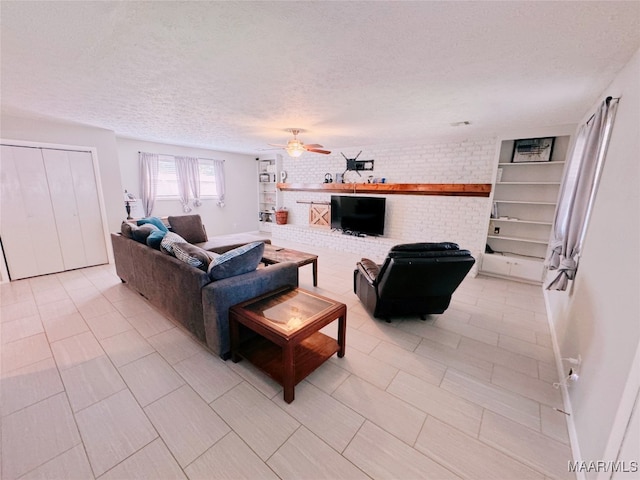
146,230,167,250
208,241,264,281
137,216,169,233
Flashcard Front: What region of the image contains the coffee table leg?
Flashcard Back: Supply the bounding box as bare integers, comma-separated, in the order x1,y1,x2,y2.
337,309,346,358
229,315,241,363
312,259,318,287
283,344,295,403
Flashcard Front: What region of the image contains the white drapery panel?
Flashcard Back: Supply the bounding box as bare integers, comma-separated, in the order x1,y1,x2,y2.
213,159,225,207
546,97,619,291
175,156,200,213
138,152,159,217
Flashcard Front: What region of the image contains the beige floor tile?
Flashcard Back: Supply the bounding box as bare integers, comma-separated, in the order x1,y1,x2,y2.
491,364,563,408
357,319,422,351
147,327,202,365
1,333,52,374
173,351,242,403
414,338,493,382
276,381,364,452
50,331,104,371
269,426,369,479
227,358,283,399
499,335,555,363
333,325,380,354
38,298,78,321
1,358,64,417
540,404,570,444
1,280,33,306
112,296,154,319
100,329,155,367
28,275,62,292
184,432,278,480
457,337,539,377
100,283,141,303
119,352,185,407
100,438,185,480
125,308,175,338
1,299,39,323
332,375,425,445
370,341,446,386
144,385,230,467
435,315,499,346
41,312,90,343
18,444,94,480
1,393,81,480
536,331,553,347
65,285,102,303
305,360,351,395
32,286,70,306
1,314,43,344
538,361,560,383
441,369,541,430
469,313,538,343
60,355,126,412
328,346,398,389
344,420,460,479
75,295,116,319
387,371,483,437
396,320,462,349
74,389,157,477
416,416,544,480
480,410,574,480
83,310,133,340
211,382,299,461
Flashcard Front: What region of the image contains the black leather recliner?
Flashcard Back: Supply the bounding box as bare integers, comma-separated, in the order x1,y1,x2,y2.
353,242,475,322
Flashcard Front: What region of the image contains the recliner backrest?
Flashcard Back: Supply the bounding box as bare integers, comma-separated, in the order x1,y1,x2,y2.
376,250,475,299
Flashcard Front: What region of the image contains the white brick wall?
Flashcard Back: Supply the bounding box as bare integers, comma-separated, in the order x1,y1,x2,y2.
274,137,496,269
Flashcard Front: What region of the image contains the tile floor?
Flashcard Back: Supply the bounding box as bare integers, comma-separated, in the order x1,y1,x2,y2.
1,239,575,479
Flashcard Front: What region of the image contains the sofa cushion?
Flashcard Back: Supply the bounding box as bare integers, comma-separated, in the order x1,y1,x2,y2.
168,215,208,243
146,230,167,250
173,242,211,271
160,231,187,256
208,241,264,281
137,216,169,233
391,242,459,252
121,221,135,239
132,224,159,243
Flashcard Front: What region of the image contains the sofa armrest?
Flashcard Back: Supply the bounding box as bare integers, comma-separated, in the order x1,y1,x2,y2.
357,258,380,285
201,262,299,358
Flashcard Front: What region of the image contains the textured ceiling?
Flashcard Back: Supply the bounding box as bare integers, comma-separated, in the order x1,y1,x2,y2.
1,1,639,154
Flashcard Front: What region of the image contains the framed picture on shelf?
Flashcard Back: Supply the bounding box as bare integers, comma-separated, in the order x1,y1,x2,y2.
511,137,555,163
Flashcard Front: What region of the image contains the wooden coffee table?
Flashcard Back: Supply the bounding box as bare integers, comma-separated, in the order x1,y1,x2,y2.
229,287,346,403
262,244,318,286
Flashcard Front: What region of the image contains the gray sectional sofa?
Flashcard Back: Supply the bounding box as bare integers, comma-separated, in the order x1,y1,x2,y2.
111,216,298,358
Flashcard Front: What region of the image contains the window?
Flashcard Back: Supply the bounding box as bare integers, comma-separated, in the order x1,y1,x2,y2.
156,156,218,198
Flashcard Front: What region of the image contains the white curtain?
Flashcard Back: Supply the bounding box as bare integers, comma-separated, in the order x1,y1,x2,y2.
139,152,159,216
187,158,201,207
546,97,619,290
175,156,197,213
213,159,226,207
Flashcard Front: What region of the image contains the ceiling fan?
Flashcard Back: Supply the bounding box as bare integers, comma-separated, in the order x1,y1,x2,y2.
268,129,331,157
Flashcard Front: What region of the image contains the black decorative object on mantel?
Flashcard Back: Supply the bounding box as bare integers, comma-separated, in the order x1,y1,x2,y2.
342,151,374,176
124,190,136,220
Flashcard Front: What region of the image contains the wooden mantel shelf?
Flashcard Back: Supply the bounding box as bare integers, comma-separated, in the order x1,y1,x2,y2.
277,183,491,197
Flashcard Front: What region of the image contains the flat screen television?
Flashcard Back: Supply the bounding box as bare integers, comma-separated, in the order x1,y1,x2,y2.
330,195,386,236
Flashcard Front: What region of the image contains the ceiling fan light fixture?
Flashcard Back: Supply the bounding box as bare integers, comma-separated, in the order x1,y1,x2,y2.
286,139,305,157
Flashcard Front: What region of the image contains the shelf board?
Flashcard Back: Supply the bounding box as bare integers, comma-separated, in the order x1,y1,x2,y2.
490,218,552,226
494,200,556,205
496,182,561,185
487,235,549,245
277,183,492,197
498,161,565,166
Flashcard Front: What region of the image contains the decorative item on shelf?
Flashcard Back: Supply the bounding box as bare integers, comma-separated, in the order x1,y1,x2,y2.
512,137,555,163
123,190,137,220
259,173,271,182
496,167,503,182
275,207,288,225
280,170,288,182
324,173,333,183
335,173,343,183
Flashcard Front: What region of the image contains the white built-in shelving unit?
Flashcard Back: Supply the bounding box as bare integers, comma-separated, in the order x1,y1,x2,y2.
481,135,570,283
257,154,282,232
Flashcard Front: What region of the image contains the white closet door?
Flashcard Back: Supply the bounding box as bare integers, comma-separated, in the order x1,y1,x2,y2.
42,149,87,270
0,145,64,279
67,150,107,266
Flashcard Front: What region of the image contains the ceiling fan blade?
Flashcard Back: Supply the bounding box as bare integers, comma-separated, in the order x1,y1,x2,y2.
303,143,323,149
306,148,331,155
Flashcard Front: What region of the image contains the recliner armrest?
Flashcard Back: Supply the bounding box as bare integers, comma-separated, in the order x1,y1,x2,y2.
357,258,380,284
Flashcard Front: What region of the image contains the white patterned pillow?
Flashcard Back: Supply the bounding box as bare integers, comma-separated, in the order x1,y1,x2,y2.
173,243,211,271
160,232,187,256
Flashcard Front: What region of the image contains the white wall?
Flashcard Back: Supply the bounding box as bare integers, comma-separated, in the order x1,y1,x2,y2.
277,138,496,264
545,47,640,473
116,137,258,235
